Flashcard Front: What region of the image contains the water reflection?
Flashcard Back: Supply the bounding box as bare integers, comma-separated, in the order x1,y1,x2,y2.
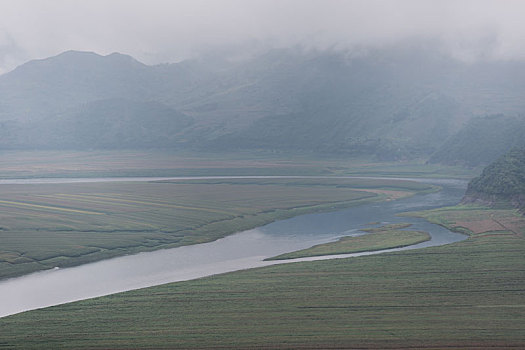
0,177,467,318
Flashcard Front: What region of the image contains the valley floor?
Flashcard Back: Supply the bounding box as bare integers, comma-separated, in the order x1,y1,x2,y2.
0,205,524,349
0,176,434,280
0,150,478,179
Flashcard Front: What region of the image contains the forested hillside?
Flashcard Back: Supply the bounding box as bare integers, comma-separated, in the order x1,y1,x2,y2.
463,148,525,210
428,115,525,166
1,47,524,160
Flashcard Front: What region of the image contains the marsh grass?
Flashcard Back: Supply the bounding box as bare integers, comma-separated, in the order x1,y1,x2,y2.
1,207,523,349
266,223,430,260
0,178,432,279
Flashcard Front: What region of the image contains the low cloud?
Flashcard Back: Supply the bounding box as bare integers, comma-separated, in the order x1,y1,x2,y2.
0,0,524,73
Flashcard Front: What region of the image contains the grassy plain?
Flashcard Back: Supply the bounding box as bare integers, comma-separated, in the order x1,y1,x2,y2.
402,205,525,237
1,205,524,349
0,150,479,179
266,223,430,260
0,177,434,280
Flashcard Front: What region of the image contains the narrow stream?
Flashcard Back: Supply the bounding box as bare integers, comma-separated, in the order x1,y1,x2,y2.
0,177,467,318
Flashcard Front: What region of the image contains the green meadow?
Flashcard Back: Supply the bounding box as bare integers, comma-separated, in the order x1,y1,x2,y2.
0,205,523,349
0,177,434,280
0,150,478,179
2,151,519,349
266,223,430,260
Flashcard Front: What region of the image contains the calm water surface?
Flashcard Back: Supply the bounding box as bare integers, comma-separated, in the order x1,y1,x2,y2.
0,177,467,318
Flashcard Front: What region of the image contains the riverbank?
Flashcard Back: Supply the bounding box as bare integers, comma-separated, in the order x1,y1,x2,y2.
265,223,431,260
0,177,436,280
0,150,479,179
1,205,523,349
0,178,464,318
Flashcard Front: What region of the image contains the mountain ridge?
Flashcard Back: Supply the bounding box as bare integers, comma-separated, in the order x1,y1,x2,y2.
1,47,524,160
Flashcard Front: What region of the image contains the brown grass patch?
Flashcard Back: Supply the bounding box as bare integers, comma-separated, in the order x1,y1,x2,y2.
353,189,412,200
455,219,507,234
455,215,525,236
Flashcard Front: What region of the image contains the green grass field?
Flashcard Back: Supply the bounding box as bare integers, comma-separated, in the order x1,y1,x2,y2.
1,205,523,349
401,205,525,237
0,177,434,280
0,150,479,179
266,223,430,260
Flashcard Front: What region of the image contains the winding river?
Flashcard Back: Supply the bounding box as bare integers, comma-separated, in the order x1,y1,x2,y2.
0,177,467,318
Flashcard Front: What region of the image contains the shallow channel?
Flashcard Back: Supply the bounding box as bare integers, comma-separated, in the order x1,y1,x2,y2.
0,177,467,318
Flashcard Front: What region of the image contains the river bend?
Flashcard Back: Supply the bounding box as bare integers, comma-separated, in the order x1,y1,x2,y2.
0,177,466,318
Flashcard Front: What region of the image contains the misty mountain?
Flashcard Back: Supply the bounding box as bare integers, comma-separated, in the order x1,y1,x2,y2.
0,98,193,149
428,115,525,167
1,47,525,158
202,48,525,159
0,51,156,122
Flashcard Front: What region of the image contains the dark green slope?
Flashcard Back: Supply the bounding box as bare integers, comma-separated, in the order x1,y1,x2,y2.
463,147,525,210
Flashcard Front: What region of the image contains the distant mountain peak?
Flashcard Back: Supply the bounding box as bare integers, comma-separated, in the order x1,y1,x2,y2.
104,52,145,64
1,47,525,157
10,50,146,74
55,50,137,60
37,50,103,65
58,50,101,57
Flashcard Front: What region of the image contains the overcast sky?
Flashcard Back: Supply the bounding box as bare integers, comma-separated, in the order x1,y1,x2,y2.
0,0,524,74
